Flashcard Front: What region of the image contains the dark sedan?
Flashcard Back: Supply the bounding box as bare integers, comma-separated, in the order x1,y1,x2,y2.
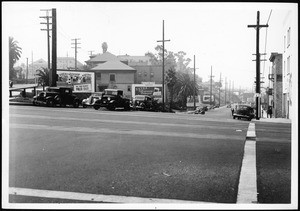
232,104,255,121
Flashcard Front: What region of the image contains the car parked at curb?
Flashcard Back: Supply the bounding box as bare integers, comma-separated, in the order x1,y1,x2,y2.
32,91,59,106
232,104,255,121
93,89,131,111
33,87,80,108
82,92,103,108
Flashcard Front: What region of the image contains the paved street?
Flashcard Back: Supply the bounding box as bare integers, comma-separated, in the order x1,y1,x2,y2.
255,121,292,203
8,105,252,204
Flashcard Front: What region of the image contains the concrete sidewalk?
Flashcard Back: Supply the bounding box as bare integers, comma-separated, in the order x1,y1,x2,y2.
252,117,292,124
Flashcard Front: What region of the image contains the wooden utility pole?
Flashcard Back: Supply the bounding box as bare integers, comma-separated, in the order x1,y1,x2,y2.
26,58,28,83
40,9,52,69
71,38,81,70
209,66,214,106
157,20,170,111
248,11,269,120
50,8,57,87
225,77,227,105
88,50,94,56
219,73,222,107
193,55,199,110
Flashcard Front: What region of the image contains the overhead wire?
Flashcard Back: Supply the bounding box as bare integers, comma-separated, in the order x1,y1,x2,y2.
262,9,272,80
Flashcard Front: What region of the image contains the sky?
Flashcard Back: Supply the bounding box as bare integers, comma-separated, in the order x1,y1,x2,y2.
2,2,296,90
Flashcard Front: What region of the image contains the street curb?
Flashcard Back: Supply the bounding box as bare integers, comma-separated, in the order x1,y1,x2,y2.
246,123,256,140
237,123,257,204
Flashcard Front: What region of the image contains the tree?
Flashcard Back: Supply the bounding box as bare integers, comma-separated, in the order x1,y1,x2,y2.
102,42,108,53
174,51,191,72
36,67,50,90
9,37,22,79
174,71,199,108
165,67,177,110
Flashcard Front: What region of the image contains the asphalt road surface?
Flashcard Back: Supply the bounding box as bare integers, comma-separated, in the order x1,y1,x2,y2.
8,105,252,203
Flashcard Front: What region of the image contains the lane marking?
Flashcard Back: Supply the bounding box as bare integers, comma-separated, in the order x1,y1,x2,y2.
10,123,243,140
9,187,211,203
237,123,257,203
10,113,246,131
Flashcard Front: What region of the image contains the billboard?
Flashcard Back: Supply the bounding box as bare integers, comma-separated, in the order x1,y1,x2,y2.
132,83,162,98
57,70,95,93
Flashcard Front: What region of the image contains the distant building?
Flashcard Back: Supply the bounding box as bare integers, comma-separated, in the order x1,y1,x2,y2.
85,52,126,69
117,54,151,66
91,60,136,98
28,59,48,79
131,65,162,84
268,53,283,118
57,57,84,70
26,57,84,79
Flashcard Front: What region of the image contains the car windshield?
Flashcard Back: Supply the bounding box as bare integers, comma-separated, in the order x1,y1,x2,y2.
105,90,118,95
135,96,146,100
238,105,251,110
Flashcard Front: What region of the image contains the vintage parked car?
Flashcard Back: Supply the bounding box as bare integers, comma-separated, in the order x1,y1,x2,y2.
32,91,59,106
33,87,80,108
93,89,131,111
232,104,255,121
132,95,151,110
82,92,103,108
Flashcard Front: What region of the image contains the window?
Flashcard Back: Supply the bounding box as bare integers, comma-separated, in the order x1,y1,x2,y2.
150,72,154,77
138,72,142,77
127,85,131,92
144,72,147,77
287,27,291,47
110,74,116,82
96,73,101,79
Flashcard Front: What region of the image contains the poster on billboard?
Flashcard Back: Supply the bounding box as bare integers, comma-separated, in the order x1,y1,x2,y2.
57,70,95,93
132,83,162,99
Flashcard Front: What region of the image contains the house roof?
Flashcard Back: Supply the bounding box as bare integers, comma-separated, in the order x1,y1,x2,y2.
87,52,120,63
91,60,136,71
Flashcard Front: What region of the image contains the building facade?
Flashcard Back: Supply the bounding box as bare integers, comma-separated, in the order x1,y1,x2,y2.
91,60,136,98
282,10,297,120
269,53,283,118
131,65,162,84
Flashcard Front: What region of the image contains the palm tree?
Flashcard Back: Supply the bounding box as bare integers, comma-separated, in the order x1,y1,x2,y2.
36,67,50,90
9,37,22,79
174,70,199,108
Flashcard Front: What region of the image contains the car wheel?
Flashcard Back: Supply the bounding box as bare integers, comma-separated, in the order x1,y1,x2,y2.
233,116,235,119
46,99,54,107
82,104,87,108
94,105,100,110
107,104,115,111
73,100,79,108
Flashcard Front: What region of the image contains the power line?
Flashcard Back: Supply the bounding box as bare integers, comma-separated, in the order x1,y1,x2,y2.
262,9,272,77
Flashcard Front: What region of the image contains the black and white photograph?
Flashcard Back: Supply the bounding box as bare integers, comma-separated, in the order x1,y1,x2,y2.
2,1,298,210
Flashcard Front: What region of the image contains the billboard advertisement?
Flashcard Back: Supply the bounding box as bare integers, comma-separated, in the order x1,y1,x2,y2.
132,83,162,99
57,70,95,93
